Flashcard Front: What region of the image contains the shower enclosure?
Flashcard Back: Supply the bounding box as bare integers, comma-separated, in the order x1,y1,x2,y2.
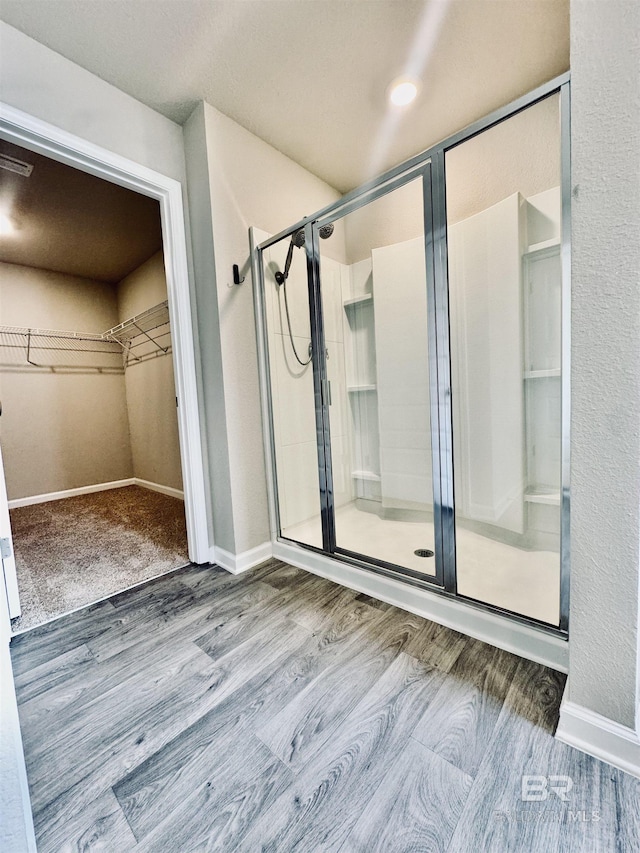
254,74,570,633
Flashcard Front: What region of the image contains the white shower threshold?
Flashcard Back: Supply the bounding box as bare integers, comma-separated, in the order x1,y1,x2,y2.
283,502,560,626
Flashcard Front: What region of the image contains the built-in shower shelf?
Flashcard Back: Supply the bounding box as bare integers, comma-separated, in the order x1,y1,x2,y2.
343,294,373,308
347,384,377,393
524,488,561,506
524,238,561,255
524,368,561,379
351,470,381,483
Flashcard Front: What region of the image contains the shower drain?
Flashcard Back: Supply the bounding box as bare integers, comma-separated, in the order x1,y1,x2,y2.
414,548,434,558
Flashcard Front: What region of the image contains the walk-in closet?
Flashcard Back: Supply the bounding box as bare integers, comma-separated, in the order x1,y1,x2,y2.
0,140,188,630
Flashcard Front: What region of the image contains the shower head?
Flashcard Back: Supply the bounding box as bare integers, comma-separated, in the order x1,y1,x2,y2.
291,223,335,248
275,222,336,285
319,223,335,240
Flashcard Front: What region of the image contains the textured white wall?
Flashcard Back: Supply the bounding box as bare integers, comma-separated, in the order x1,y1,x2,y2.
185,102,342,554
569,0,640,726
182,104,233,551
0,22,186,182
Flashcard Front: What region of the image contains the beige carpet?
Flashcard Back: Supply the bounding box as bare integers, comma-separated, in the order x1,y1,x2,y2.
9,485,188,632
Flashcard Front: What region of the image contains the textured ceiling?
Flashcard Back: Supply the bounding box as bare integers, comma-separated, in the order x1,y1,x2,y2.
0,139,162,282
0,0,570,193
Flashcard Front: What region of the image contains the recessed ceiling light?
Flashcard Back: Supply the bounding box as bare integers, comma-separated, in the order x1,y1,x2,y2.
389,78,419,107
0,213,16,235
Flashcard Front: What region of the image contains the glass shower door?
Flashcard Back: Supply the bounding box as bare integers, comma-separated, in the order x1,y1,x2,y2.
444,93,563,626
260,230,322,549
314,171,441,579
257,76,568,633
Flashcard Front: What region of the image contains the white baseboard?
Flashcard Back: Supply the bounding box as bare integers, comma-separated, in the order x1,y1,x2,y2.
133,478,184,501
556,699,640,779
8,479,136,508
212,542,273,575
272,540,569,673
8,478,184,509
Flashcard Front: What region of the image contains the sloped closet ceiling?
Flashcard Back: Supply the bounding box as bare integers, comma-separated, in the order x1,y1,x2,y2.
0,139,162,282
0,0,570,192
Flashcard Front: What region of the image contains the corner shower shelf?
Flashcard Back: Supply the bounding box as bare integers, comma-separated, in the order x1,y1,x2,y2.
351,470,381,483
347,384,377,393
524,368,561,379
0,300,171,372
524,238,561,255
343,294,373,308
524,488,561,506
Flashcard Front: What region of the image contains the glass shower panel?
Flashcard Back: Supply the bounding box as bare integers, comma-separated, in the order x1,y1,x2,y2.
261,233,321,548
316,176,437,577
445,93,562,624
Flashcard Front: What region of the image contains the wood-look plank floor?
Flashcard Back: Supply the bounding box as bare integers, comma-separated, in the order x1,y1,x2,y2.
11,560,640,852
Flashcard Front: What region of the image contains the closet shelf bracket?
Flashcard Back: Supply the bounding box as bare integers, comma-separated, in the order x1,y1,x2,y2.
103,301,172,369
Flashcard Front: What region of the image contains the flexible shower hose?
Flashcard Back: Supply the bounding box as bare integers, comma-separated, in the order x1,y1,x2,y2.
281,276,312,366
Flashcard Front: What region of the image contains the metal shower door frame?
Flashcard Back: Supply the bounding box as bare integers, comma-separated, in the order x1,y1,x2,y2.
308,163,447,590
431,78,571,632
254,69,570,636
305,220,337,555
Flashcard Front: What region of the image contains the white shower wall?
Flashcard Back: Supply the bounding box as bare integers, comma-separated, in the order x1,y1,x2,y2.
264,184,561,540
448,185,562,549
262,241,352,533
372,237,432,513
263,242,319,532
264,238,401,533
448,191,527,535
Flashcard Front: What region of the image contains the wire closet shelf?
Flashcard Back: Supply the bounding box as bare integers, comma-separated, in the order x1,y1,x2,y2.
0,300,171,373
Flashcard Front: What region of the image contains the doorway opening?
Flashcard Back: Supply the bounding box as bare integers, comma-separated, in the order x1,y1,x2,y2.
0,139,189,631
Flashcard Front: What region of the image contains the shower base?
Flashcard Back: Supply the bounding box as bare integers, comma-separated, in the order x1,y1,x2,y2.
283,501,560,626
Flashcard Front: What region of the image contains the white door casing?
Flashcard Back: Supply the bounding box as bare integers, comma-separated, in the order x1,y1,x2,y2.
0,101,211,623
0,443,20,618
